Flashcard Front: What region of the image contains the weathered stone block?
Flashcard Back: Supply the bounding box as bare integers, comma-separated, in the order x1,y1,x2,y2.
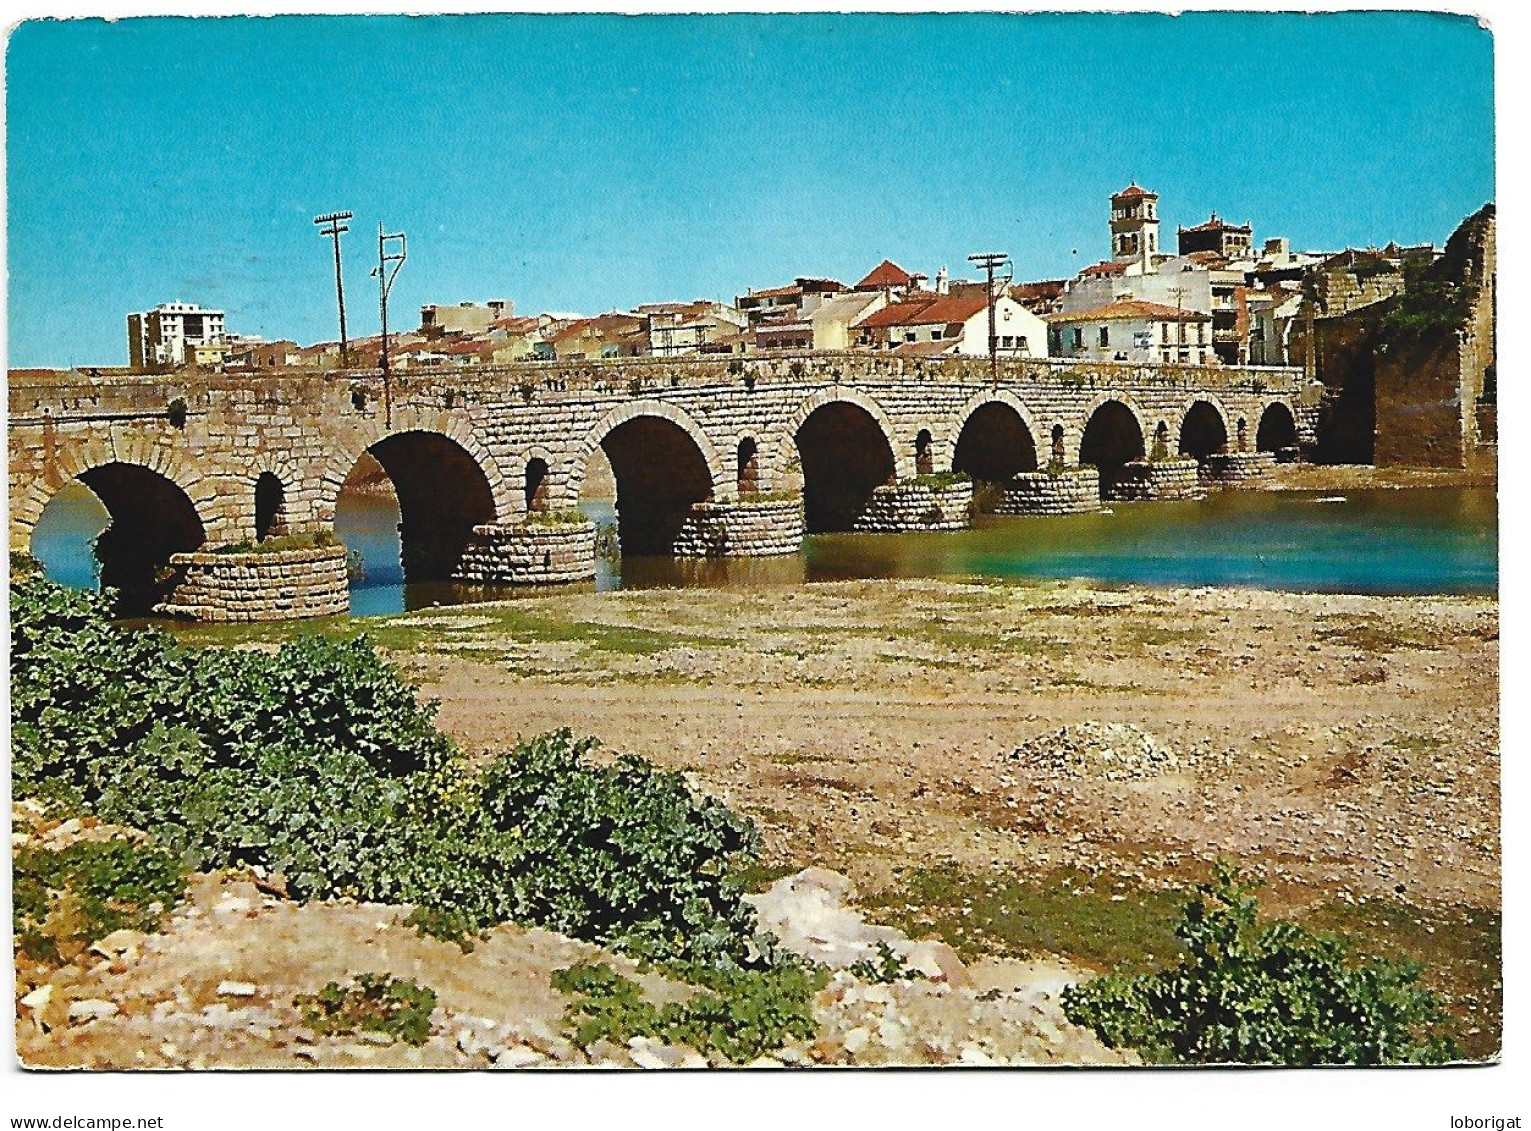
1108,458,1205,502
1203,451,1276,485
853,481,973,532
995,468,1102,515
672,498,805,558
454,521,597,585
157,545,350,623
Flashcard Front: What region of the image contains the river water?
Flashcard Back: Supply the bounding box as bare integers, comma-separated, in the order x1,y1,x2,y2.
30,482,1497,616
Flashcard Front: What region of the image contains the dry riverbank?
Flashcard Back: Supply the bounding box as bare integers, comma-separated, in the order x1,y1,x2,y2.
100,572,1504,1061
363,576,1500,1056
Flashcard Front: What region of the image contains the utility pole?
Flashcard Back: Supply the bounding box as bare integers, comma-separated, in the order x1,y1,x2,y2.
967,251,1012,389
313,211,353,367
372,222,407,427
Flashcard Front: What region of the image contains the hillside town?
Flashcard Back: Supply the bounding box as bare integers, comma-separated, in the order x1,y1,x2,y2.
115,184,1456,373
107,184,1494,471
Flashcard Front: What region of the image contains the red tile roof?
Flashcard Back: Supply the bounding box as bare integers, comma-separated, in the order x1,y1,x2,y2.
1181,212,1252,235
913,292,989,324
1011,280,1066,300
1080,260,1132,277
855,259,915,289
1046,300,1210,324
1113,182,1156,199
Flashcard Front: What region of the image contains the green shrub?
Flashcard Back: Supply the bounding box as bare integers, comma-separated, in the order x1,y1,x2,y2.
552,955,827,1064
848,940,923,984
522,509,590,528
910,472,971,491
14,836,187,963
212,530,339,555
1377,280,1479,355
1061,861,1458,1065
295,973,438,1046
11,573,767,968
403,729,762,964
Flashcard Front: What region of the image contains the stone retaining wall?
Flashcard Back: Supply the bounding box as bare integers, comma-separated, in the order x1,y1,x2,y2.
994,468,1102,515
672,498,805,557
853,481,973,532
1202,451,1276,486
157,545,350,622
454,522,597,585
1108,458,1205,502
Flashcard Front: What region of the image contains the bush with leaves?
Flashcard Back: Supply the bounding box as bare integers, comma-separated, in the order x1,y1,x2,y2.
295,973,438,1046
1061,860,1458,1065
11,573,767,968
14,836,187,964
552,955,827,1064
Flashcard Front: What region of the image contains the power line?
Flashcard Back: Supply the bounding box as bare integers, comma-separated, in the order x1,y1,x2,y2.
372,222,407,427
313,211,353,368
967,251,1013,388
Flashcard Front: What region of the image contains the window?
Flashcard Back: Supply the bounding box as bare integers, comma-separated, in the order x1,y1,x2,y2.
1071,328,1083,349
1018,336,1028,353
1001,335,1014,348
1098,326,1110,348
905,331,917,343
930,328,942,340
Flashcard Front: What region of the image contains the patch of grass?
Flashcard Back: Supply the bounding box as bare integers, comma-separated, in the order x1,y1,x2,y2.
552,957,827,1065
295,973,438,1046
730,859,800,893
1307,898,1501,1061
212,530,339,555
1386,732,1445,754
861,863,1185,970
1119,624,1203,649
1313,616,1435,654
14,835,188,965
770,750,831,766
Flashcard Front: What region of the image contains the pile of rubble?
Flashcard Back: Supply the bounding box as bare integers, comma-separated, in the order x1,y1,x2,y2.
1007,722,1187,782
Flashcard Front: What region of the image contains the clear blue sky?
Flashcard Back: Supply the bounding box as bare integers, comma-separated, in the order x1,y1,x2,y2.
5,11,1493,367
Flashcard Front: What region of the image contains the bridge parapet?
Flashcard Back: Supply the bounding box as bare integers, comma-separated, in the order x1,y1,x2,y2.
8,353,1306,421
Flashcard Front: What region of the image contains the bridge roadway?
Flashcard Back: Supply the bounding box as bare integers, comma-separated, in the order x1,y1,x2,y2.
7,351,1315,619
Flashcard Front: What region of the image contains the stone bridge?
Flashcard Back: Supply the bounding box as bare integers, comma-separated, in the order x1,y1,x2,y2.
8,352,1315,618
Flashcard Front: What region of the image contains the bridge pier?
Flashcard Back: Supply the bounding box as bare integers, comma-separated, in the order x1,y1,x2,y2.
994,467,1103,515
1107,458,1206,502
1202,451,1277,486
852,479,973,533
672,497,805,557
156,545,351,623
454,521,598,585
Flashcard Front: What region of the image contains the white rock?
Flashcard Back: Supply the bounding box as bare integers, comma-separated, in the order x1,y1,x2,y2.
629,1047,668,1070
495,1045,548,1069
842,1026,872,1055
68,999,119,1023
20,984,52,1011
216,981,257,997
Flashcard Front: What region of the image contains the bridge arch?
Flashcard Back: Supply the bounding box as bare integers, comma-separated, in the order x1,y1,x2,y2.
572,400,721,556
324,427,505,583
24,458,209,616
1256,401,1300,453
789,392,898,533
1079,397,1147,498
948,391,1041,481
1178,398,1231,463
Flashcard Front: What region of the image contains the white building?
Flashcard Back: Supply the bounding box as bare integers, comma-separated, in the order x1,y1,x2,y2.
1046,300,1213,365
127,302,227,370
858,289,1046,357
